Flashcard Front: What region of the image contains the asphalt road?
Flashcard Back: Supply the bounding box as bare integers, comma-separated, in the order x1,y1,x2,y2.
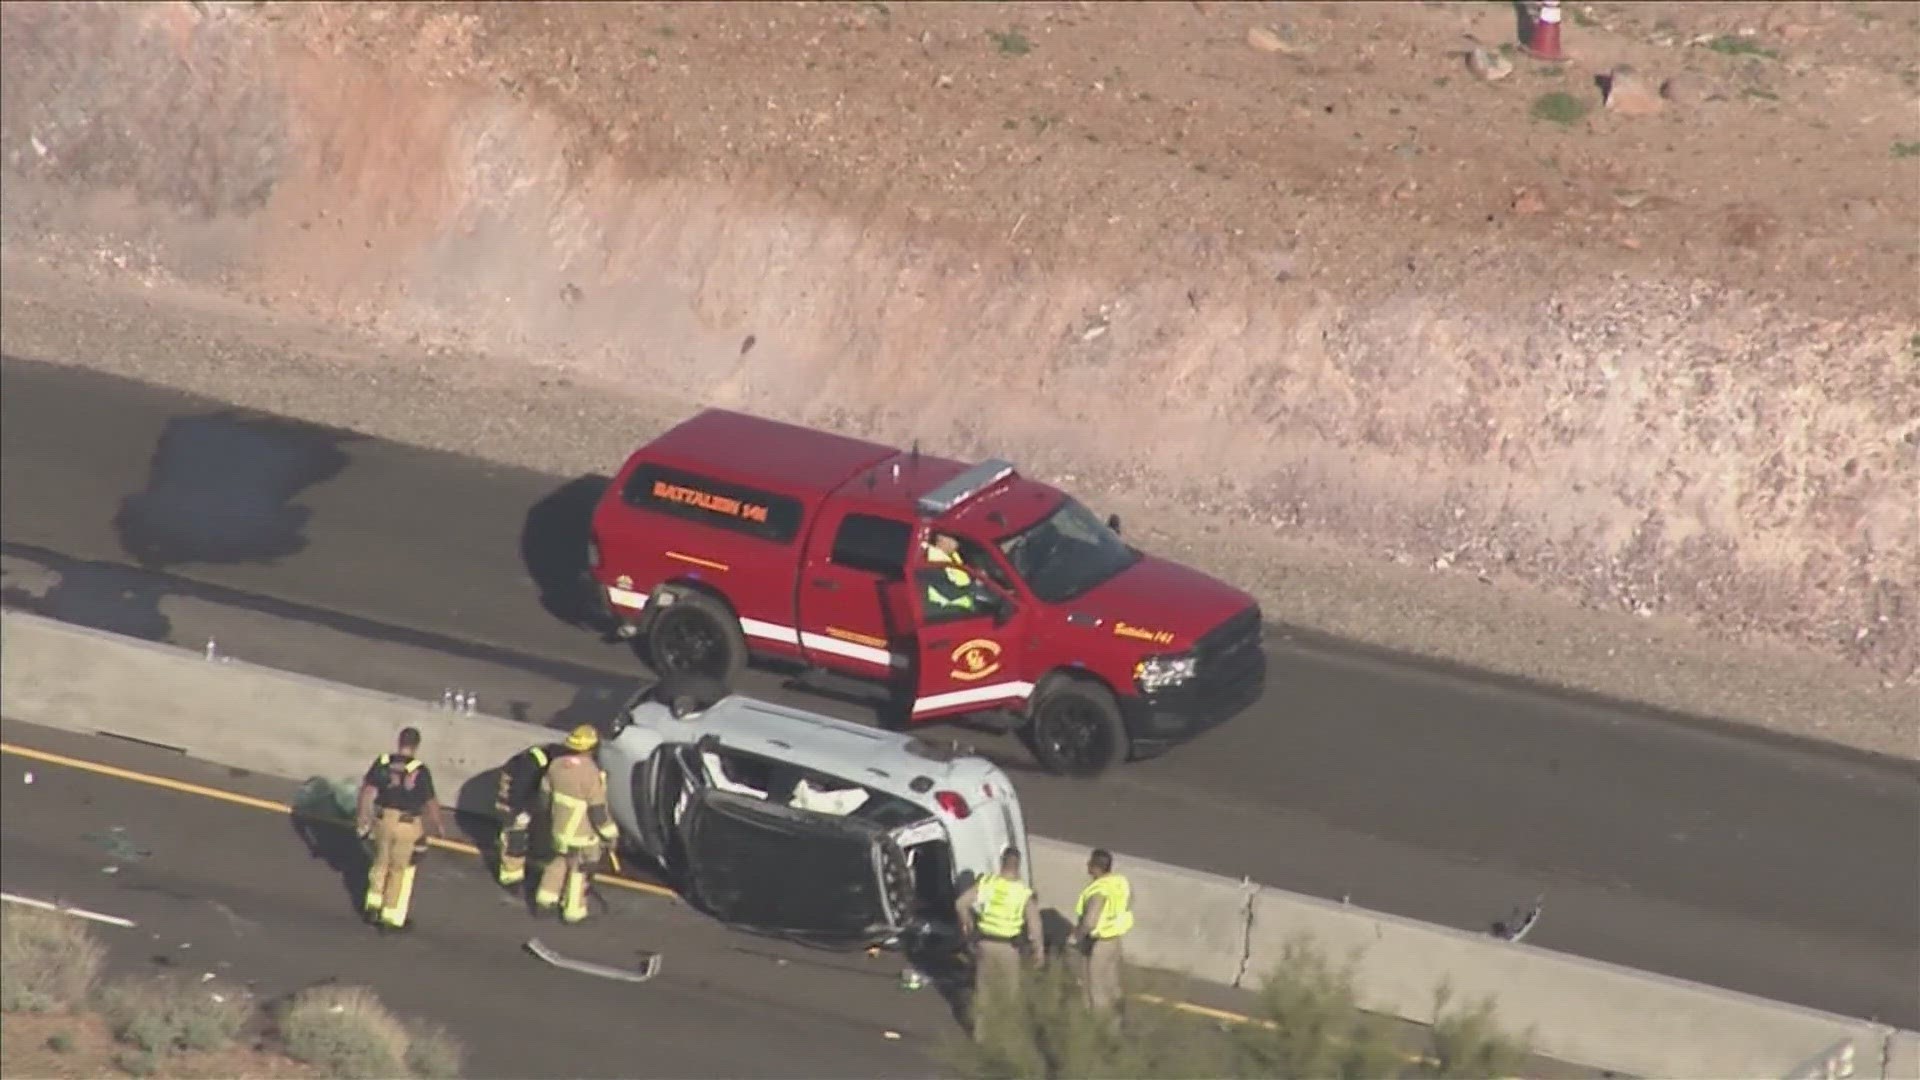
3,355,1917,1027
0,721,954,1079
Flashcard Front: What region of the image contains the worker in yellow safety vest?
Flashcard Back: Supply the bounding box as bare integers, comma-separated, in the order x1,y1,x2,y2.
1069,847,1134,1016
954,846,1042,1040
534,725,620,924
922,532,976,617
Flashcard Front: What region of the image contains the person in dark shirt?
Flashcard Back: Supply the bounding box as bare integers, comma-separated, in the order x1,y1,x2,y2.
354,726,447,932
493,739,566,888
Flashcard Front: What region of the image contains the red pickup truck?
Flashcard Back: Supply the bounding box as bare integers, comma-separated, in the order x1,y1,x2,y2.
586,409,1266,777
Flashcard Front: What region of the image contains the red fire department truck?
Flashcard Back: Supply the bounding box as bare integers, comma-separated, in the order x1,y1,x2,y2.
586,409,1266,777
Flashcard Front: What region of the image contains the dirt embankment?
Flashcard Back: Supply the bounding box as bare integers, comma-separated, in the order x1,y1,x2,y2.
2,3,1916,713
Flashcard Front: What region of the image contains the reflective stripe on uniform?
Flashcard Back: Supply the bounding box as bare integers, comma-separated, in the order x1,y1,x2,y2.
1076,874,1133,940
974,874,1032,940
550,790,590,847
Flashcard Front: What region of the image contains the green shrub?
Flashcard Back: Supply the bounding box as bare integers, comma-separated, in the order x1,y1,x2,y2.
943,939,1529,1079
46,1030,76,1053
100,976,250,1053
403,1018,466,1079
113,1049,158,1076
1,905,105,1013
1530,91,1590,125
279,984,411,1078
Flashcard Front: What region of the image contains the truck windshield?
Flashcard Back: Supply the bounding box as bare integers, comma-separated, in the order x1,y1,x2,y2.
996,497,1140,603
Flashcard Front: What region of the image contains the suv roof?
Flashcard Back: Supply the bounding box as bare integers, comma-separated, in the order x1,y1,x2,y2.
642,408,1065,534
679,694,991,791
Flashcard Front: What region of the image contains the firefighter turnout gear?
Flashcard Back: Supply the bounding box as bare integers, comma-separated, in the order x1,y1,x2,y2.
355,742,445,931
494,742,562,887
1073,866,1134,1013
535,736,619,924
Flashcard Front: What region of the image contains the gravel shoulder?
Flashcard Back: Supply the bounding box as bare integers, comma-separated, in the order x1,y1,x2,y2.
5,253,1911,760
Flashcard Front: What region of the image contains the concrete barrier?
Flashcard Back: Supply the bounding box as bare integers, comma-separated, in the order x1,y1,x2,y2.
4,607,1916,1078
1886,1029,1920,1080
1026,835,1256,987
1239,863,1896,1079
0,609,538,813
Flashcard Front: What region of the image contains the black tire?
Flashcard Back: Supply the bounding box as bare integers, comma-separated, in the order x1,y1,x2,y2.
1029,679,1128,778
645,591,747,688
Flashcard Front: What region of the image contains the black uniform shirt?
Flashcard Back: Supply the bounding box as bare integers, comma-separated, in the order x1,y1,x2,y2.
502,743,565,810
365,752,436,814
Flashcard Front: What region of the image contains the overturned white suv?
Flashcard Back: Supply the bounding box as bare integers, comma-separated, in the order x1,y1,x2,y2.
597,682,1033,948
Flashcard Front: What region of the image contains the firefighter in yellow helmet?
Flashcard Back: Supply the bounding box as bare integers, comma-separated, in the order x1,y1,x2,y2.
534,725,620,924
953,846,1042,1040
354,726,448,933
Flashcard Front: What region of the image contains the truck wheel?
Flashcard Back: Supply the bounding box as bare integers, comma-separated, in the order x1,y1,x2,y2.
1029,681,1128,778
645,591,746,688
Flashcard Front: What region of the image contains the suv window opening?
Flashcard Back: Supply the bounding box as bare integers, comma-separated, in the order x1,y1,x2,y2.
995,495,1142,603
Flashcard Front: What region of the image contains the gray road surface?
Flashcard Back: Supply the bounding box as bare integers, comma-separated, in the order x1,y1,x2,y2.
0,720,955,1079
2,355,1916,1026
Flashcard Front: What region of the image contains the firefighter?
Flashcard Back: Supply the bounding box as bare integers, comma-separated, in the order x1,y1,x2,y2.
494,737,566,888
534,725,620,924
354,726,448,932
921,532,976,617
954,846,1042,1039
1068,848,1134,1017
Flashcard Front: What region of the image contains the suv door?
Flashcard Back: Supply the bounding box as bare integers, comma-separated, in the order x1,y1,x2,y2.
797,508,913,677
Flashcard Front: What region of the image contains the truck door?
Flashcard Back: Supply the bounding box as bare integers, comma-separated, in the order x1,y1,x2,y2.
796,508,914,677
903,526,1034,722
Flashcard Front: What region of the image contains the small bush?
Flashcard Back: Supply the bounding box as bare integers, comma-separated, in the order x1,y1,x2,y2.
403,1019,466,1079
114,1049,158,1077
1894,141,1920,159
280,984,411,1078
942,939,1529,1079
46,1030,76,1053
100,976,250,1053
1,905,105,1013
1706,35,1780,59
1530,91,1590,125
990,29,1032,56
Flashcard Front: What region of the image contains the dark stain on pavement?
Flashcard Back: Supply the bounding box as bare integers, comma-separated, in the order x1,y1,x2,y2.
114,410,359,570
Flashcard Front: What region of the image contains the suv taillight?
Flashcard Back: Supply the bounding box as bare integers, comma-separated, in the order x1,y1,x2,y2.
935,790,971,819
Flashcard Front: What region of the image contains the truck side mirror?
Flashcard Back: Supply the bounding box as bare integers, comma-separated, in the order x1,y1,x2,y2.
1106,513,1123,535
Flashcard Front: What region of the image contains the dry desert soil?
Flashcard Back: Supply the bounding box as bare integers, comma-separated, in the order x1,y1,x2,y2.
0,1,1914,756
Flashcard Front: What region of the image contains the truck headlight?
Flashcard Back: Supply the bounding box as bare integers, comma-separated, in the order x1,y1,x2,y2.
1134,653,1197,693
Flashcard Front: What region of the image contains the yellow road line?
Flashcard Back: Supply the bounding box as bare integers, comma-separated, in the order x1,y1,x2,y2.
0,742,676,900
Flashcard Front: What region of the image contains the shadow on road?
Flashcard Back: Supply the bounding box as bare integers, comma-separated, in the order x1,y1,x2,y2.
521,473,615,635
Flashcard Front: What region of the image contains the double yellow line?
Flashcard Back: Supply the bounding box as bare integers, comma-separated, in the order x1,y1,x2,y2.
0,741,675,899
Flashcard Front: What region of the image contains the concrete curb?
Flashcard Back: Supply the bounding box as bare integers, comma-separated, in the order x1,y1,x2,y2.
3,608,1913,1078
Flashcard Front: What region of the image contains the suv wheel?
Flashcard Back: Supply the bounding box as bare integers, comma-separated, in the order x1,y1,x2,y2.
1029,680,1127,778
645,591,746,687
